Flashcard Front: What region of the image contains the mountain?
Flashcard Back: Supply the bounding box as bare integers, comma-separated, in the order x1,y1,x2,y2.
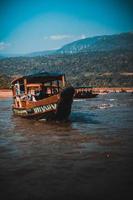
26,49,57,57
0,50,56,58
24,32,133,56
58,32,133,54
0,53,23,58
0,32,133,58
0,32,133,88
0,55,5,59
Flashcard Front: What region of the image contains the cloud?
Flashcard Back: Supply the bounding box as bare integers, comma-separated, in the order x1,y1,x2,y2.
80,34,86,39
44,34,74,41
43,34,86,41
0,42,11,51
50,35,74,40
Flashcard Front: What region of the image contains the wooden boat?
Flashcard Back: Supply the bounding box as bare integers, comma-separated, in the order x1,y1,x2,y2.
74,87,98,99
11,72,75,120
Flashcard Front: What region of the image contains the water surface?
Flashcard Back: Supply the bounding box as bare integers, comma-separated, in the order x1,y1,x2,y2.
0,93,133,200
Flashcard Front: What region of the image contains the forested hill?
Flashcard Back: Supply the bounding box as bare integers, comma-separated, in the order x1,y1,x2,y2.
0,73,11,89
0,50,133,88
26,32,133,56
0,32,133,88
58,32,133,54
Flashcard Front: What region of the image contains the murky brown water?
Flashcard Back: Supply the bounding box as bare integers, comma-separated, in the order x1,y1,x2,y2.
0,93,133,200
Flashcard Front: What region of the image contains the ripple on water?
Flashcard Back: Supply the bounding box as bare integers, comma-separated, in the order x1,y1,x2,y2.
0,94,133,200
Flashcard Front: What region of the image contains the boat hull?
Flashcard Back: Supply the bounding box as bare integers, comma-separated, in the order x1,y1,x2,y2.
12,86,75,120
13,102,57,120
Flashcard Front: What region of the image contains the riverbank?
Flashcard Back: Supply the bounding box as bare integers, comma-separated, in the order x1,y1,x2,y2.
0,89,12,98
0,87,133,98
92,87,133,94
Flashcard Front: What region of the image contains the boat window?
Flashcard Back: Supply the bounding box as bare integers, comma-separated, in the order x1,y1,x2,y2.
14,82,20,95
20,84,25,94
44,82,51,86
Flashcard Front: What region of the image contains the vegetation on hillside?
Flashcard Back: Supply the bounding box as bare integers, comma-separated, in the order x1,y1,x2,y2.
0,50,133,88
58,32,133,54
0,73,11,89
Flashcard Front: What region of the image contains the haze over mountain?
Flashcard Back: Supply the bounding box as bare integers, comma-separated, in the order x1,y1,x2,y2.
0,32,133,58
27,32,133,56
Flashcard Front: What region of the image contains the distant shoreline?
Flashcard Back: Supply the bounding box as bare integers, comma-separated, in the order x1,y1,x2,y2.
91,87,133,94
0,87,133,98
0,89,12,98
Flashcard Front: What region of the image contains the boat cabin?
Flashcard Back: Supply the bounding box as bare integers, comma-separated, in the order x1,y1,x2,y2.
11,72,66,108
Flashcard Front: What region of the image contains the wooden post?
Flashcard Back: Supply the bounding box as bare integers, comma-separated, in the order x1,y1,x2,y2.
12,86,15,96
62,75,65,87
50,81,52,95
24,79,27,94
57,80,59,92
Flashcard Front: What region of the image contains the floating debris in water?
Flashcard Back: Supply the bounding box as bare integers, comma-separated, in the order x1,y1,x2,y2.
98,103,113,109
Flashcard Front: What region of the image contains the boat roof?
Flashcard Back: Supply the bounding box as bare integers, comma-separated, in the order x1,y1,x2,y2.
11,72,64,84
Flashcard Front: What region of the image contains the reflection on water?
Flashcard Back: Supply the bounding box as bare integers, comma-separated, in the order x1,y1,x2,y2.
0,93,133,200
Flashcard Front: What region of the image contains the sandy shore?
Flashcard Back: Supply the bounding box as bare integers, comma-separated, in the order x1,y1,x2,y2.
0,89,13,98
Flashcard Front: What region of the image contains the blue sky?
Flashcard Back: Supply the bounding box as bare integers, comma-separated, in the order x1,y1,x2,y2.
0,0,133,54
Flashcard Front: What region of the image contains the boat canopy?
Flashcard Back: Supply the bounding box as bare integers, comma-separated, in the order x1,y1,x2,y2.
11,72,65,85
